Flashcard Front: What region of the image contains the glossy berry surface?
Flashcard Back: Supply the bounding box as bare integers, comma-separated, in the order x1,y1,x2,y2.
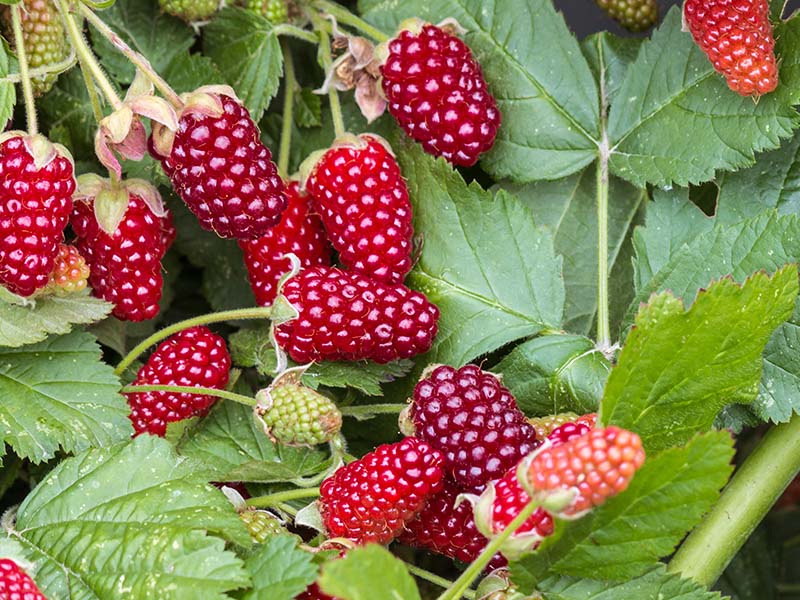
596,0,658,31
71,194,173,322
684,0,778,96
157,93,286,239
125,326,231,436
158,0,218,21
275,266,439,364
0,558,46,599
318,437,445,544
307,135,413,284
409,364,539,489
525,426,645,516
547,420,593,447
488,466,554,539
380,24,501,166
259,382,342,446
240,181,330,306
44,243,89,296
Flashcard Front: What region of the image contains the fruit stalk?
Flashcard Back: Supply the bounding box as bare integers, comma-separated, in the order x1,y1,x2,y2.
121,384,257,408
404,563,475,599
278,39,295,178
339,404,405,419
668,414,800,586
596,66,611,350
312,13,345,139
311,0,389,42
245,487,322,508
10,4,38,134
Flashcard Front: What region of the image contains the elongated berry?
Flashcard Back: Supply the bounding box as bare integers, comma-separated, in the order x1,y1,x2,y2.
306,134,413,284
275,266,439,364
318,437,445,544
0,558,46,599
125,326,231,436
379,22,501,166
240,181,330,306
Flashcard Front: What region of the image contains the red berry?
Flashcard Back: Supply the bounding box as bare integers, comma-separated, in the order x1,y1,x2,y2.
684,0,778,96
153,91,286,239
240,181,330,306
275,266,439,364
523,426,645,517
0,134,75,297
71,192,173,322
0,558,46,599
43,243,89,296
399,479,506,569
125,326,231,436
547,421,593,446
306,134,413,284
485,466,554,540
407,365,540,489
296,583,338,600
318,437,445,545
380,23,501,166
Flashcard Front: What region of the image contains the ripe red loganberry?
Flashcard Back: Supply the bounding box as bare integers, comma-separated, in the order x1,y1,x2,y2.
240,181,330,306
296,583,338,600
407,364,540,489
71,192,173,322
482,466,554,540
523,426,645,517
306,134,413,284
0,558,46,599
684,0,778,96
151,89,286,239
125,326,231,436
399,479,506,570
318,437,445,545
379,22,501,166
547,420,593,446
275,266,439,364
0,133,75,297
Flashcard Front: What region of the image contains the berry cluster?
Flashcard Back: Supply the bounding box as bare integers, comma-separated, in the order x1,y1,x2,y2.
0,559,47,600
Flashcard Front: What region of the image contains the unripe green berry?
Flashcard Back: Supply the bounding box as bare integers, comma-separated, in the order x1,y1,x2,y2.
257,382,342,447
159,0,219,22
246,0,289,24
596,0,658,32
240,509,289,543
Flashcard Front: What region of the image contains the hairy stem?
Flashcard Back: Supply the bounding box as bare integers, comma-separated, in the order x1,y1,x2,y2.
273,23,320,44
339,404,405,419
668,414,800,586
10,5,38,135
121,384,257,407
311,0,390,42
312,13,345,139
278,39,296,179
246,487,321,508
404,563,475,599
595,49,611,349
0,50,76,84
115,306,275,375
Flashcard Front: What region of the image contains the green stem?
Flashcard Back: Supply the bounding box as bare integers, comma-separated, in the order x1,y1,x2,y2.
312,14,345,139
277,502,298,517
311,0,390,42
79,57,106,124
273,23,320,44
595,57,611,350
668,414,800,587
339,404,405,419
57,0,123,110
278,39,296,179
1,49,76,84
121,384,257,407
438,500,540,600
78,3,183,108
246,487,321,508
114,306,275,375
405,563,475,599
10,4,38,135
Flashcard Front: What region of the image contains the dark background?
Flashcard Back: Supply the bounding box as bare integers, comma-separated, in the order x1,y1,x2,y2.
557,0,800,37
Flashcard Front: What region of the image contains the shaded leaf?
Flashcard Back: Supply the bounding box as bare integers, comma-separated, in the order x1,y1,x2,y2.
318,545,421,600
240,536,317,600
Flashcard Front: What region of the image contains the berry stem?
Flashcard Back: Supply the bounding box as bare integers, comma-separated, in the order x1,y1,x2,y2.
437,499,541,600
272,23,320,45
311,0,390,42
10,4,38,135
245,487,321,508
278,39,296,179
121,384,257,407
312,13,346,139
339,403,405,419
0,50,76,84
668,414,800,587
114,306,276,376
56,0,123,110
404,563,475,599
77,3,183,108
595,52,612,350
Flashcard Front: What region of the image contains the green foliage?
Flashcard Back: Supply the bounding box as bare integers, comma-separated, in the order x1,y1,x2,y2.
239,535,317,600
318,545,421,600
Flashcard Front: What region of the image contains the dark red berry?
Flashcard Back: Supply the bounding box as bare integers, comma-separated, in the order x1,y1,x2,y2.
275,265,439,364
318,437,445,545
408,364,540,489
152,90,286,239
380,23,501,166
306,134,413,284
0,133,75,297
240,181,330,306
547,421,593,446
125,326,231,436
0,558,46,599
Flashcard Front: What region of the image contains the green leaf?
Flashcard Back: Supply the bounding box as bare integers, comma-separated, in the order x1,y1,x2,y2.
0,292,112,348
602,267,798,453
493,334,609,417
0,39,15,129
581,32,643,109
240,536,317,600
7,436,250,599
360,0,601,182
528,565,726,600
318,545,421,600
608,8,798,187
512,432,734,586
89,0,195,85
499,168,645,335
162,52,224,94
177,401,330,483
776,17,800,105
38,69,96,161
398,138,565,366
0,331,130,463
632,187,714,292
294,88,322,128
204,7,283,121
